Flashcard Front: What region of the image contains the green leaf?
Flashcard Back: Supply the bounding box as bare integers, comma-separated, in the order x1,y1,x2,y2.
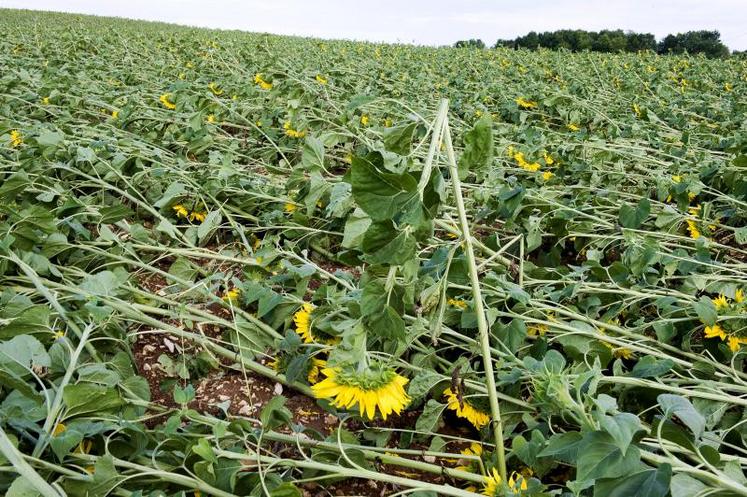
197,211,221,245
619,198,650,229
49,427,84,461
270,483,302,497
538,431,583,463
342,208,372,249
350,152,418,221
598,412,643,454
670,473,708,497
153,181,186,208
63,384,123,417
368,306,405,340
36,130,64,147
415,399,444,433
735,227,747,245
193,437,219,464
630,356,674,378
301,136,325,170
594,464,671,497
657,394,705,438
407,370,441,400
0,335,50,378
457,114,493,179
361,221,416,265
0,171,30,202
78,268,129,297
692,297,717,326
7,476,42,497
576,431,641,481
260,396,293,430
174,384,195,404
383,122,418,156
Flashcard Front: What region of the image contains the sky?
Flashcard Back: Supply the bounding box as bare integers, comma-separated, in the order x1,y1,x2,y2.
1,0,746,50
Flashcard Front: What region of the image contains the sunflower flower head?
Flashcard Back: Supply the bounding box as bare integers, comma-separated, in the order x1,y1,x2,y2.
173,204,189,218
713,295,729,310
515,97,537,109
704,324,726,340
443,387,490,429
222,287,241,303
307,358,326,384
736,289,744,304
686,219,701,239
513,151,541,172
455,442,483,473
159,93,176,110
254,73,272,90
208,82,223,95
311,364,410,420
10,130,23,147
448,298,468,310
294,303,315,343
315,74,328,85
482,468,528,496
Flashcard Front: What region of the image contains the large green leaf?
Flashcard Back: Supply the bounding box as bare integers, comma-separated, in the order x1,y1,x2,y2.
361,220,416,265
457,114,493,179
350,152,418,221
576,431,641,482
619,198,651,229
657,394,705,438
593,464,671,497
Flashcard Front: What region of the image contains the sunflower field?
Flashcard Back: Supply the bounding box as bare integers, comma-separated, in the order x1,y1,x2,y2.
2,9,747,497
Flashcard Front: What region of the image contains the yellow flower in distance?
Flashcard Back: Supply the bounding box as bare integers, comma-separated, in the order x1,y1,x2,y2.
515,97,537,109
159,93,176,110
443,387,490,429
208,82,223,95
735,289,744,303
311,365,410,420
10,130,23,147
254,73,272,90
315,74,328,85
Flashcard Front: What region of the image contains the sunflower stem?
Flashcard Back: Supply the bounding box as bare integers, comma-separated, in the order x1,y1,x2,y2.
440,99,508,482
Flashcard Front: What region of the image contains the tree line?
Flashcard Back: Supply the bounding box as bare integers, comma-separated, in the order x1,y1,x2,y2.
454,30,730,58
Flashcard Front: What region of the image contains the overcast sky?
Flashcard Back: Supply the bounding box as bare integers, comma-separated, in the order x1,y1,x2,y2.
2,0,746,50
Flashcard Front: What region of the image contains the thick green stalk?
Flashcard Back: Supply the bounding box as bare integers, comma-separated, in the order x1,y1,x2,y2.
441,99,507,481
0,427,63,497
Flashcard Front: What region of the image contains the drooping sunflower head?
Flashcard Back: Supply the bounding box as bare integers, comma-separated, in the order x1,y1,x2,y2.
311,364,410,420
443,387,490,429
293,303,315,343
482,469,528,496
455,442,483,473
